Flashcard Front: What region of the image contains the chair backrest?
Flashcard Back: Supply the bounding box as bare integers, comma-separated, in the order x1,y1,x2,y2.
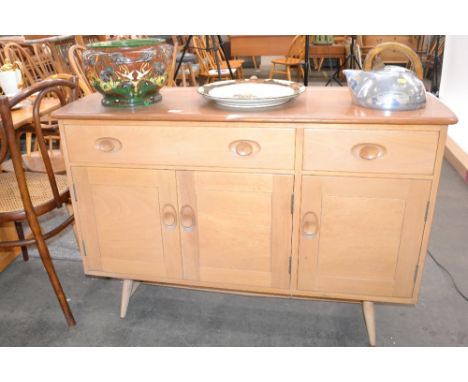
166,38,179,87
30,43,59,77
0,41,6,67
363,42,424,80
0,78,79,208
47,73,92,97
4,42,53,87
68,44,94,95
287,35,306,60
192,36,213,76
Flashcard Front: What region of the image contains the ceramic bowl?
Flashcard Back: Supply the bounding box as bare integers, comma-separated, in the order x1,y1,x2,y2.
83,38,172,107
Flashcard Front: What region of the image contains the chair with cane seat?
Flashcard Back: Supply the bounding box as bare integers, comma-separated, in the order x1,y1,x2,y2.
0,78,78,327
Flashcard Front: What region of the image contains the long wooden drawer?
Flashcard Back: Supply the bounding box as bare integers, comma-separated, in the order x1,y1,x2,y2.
64,124,295,170
303,128,439,174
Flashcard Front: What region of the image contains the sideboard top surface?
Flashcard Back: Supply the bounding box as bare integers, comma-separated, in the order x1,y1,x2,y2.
53,87,458,126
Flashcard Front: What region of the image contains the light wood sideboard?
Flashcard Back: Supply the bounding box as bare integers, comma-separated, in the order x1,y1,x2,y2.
54,87,457,346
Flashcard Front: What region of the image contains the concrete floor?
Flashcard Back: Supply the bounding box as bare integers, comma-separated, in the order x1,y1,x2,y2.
0,159,467,346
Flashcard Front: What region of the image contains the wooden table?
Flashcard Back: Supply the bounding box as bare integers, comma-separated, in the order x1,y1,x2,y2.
0,97,61,272
230,35,295,56
309,44,346,61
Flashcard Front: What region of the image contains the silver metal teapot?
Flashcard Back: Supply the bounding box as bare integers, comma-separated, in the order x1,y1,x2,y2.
343,66,426,111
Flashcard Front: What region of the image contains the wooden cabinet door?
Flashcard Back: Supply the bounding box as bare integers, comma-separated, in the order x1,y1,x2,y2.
72,167,182,280
177,171,293,290
298,176,431,298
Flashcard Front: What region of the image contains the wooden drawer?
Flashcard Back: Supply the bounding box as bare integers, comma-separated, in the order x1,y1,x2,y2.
303,128,439,174
63,124,295,170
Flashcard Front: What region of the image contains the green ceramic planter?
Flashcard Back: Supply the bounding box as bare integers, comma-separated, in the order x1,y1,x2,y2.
83,38,172,107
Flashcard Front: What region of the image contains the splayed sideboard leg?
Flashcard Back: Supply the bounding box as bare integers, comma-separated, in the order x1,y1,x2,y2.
362,301,376,346
120,279,141,318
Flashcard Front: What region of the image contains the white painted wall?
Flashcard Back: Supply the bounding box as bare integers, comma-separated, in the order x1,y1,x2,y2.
439,36,468,152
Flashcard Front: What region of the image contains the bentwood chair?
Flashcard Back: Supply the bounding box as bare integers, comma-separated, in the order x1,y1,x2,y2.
269,35,306,81
1,73,91,175
363,42,424,80
0,78,78,327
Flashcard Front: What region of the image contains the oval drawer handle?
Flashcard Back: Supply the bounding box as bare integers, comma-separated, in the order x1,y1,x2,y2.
302,212,319,239
352,143,386,161
95,137,122,153
229,140,261,157
162,204,177,230
180,205,195,232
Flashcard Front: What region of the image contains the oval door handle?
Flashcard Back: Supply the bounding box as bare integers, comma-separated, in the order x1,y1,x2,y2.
95,137,122,153
180,205,195,232
352,143,386,161
229,140,261,157
162,204,177,230
302,212,319,239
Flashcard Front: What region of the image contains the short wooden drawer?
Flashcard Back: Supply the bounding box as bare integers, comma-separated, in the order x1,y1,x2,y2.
64,124,295,170
303,128,439,174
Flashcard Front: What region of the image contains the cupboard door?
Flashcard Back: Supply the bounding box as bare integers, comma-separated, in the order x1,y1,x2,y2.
298,176,431,298
72,167,182,279
177,171,293,290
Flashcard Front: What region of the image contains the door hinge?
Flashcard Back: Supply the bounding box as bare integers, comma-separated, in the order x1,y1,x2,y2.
290,193,294,214
413,264,419,283
288,256,292,274
72,183,78,202
424,201,430,222
81,240,87,257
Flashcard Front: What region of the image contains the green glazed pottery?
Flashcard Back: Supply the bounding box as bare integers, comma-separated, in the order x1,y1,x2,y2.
83,38,172,107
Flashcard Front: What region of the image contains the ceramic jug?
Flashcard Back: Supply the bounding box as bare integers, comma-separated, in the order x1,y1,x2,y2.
0,62,23,97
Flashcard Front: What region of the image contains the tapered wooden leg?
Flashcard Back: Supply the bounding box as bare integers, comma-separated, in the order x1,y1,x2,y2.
25,132,32,156
269,64,275,79
252,56,257,70
120,279,141,318
362,301,376,346
14,221,29,262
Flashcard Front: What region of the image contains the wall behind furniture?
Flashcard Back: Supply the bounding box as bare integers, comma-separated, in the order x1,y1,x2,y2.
439,36,467,153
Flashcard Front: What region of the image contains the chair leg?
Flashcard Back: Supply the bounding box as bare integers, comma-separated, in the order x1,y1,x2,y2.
286,66,292,81
34,230,76,326
14,221,29,262
25,132,33,156
318,58,324,71
269,63,275,79
252,56,257,70
188,65,197,86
